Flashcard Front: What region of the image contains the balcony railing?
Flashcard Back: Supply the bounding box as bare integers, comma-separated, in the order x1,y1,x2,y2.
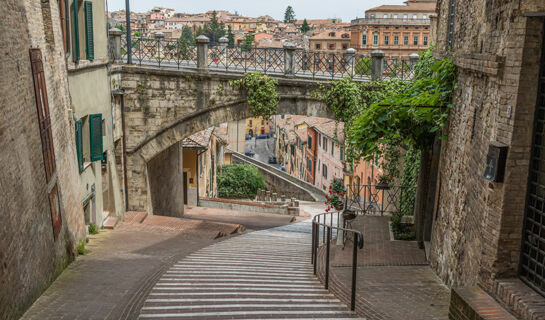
112,33,420,81
351,17,431,24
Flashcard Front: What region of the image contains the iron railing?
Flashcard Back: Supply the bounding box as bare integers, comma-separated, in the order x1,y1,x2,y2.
344,184,416,216
120,36,417,80
311,211,364,311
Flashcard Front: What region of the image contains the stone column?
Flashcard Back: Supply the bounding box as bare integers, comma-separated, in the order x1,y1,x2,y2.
345,48,356,76
108,28,123,62
429,14,437,46
283,42,296,77
218,36,229,67
196,35,210,71
371,50,385,81
155,32,165,62
409,53,419,74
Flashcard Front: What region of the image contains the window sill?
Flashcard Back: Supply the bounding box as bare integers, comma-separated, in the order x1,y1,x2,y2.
492,278,545,320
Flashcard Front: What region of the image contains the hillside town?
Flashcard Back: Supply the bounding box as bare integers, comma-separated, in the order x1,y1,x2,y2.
3,0,545,319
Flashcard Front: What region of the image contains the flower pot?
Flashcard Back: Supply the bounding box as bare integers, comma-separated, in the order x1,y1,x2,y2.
375,183,391,190
334,203,344,211
342,210,357,221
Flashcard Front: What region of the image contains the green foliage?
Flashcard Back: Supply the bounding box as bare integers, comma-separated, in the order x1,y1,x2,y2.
347,48,457,161
284,6,296,23
227,25,235,48
230,72,279,120
115,23,125,32
241,32,255,52
88,224,99,235
177,26,195,60
217,164,266,198
399,146,420,216
201,11,226,45
77,241,89,255
300,19,310,33
325,178,346,211
354,56,371,76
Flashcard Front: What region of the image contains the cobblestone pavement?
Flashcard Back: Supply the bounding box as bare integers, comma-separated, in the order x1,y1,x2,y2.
21,209,295,320
138,210,362,319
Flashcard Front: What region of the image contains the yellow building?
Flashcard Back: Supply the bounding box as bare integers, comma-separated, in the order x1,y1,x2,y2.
245,117,272,136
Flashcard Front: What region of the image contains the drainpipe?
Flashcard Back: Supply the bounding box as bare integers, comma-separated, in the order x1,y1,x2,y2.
121,94,129,210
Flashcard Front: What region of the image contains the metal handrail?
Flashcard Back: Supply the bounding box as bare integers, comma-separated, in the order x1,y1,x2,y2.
311,210,363,311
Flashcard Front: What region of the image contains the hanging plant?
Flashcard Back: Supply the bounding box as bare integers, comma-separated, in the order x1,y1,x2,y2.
230,72,279,120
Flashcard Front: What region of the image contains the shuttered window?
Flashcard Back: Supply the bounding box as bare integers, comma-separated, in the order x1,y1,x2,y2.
30,48,56,182
75,119,84,171
72,0,80,62
89,114,103,161
84,1,94,60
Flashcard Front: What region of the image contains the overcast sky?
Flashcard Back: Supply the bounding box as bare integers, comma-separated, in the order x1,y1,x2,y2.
106,0,404,22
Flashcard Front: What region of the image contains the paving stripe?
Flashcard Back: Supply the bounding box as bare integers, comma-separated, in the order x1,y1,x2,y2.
139,219,358,319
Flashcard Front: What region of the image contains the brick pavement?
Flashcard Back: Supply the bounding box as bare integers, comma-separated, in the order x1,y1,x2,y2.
20,209,295,320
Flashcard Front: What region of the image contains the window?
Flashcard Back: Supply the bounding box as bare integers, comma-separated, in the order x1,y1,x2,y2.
423,36,428,46
361,34,367,46
308,135,312,149
75,119,83,171
393,14,398,19
370,14,375,19
318,159,321,171
394,35,399,45
403,36,408,45
384,35,389,45
331,142,334,156
306,158,312,170
323,137,327,151
281,114,285,119
322,164,328,178
403,14,408,20
83,1,94,60
315,43,321,50
58,0,70,54
423,14,427,19
89,114,103,161
318,134,321,146
447,0,456,48
328,43,335,50
373,34,378,46
340,147,344,160
413,14,417,19
383,14,388,18
413,36,418,45
342,44,348,50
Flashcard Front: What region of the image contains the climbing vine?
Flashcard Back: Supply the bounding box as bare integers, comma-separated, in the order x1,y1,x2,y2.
230,72,279,120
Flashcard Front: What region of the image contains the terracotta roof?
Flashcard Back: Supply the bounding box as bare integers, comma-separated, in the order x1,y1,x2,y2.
367,1,435,13
182,127,214,149
214,126,229,144
306,119,345,143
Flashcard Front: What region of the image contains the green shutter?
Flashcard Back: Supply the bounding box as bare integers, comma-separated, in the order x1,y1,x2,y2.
84,1,94,60
75,119,84,172
73,0,80,62
89,114,103,161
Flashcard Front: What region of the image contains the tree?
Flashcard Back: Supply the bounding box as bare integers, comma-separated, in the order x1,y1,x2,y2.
284,6,296,23
115,23,125,32
227,25,235,48
241,32,254,52
300,19,310,33
178,26,195,59
217,164,266,198
202,11,226,45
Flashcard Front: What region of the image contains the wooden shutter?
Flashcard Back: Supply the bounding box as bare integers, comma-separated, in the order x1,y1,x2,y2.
89,114,103,161
84,1,94,60
75,119,84,171
30,48,56,182
73,0,80,62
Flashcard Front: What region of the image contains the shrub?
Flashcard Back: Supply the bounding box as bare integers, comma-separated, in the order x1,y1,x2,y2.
88,223,99,235
217,164,266,199
77,241,89,255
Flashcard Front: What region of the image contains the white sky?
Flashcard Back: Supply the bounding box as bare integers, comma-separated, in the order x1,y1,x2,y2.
105,0,405,23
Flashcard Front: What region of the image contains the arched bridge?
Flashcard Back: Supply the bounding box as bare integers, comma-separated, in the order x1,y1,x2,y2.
108,31,420,216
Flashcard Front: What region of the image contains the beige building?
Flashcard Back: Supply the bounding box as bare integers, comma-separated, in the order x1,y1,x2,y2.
62,0,124,226
309,30,351,52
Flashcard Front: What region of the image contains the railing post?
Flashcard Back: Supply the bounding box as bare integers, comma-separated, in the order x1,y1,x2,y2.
325,227,331,289
313,223,318,275
371,50,385,81
351,233,359,311
108,28,123,62
283,42,296,77
154,32,164,66
311,221,315,264
196,35,210,71
409,53,419,75
219,36,228,69
345,48,356,77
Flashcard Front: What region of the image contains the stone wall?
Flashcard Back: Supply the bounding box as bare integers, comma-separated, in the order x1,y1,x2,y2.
0,1,86,318
430,0,545,299
111,65,333,212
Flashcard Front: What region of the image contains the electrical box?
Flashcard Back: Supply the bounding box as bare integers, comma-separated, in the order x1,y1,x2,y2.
483,141,508,182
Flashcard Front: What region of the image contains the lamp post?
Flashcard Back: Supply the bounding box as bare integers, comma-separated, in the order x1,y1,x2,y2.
125,0,132,64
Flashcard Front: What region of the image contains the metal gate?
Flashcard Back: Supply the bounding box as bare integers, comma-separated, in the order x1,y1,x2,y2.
520,22,545,295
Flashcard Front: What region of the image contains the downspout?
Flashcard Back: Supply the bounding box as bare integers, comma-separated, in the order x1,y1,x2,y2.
121,94,129,210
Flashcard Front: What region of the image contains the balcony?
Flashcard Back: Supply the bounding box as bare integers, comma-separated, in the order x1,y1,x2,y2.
351,17,431,24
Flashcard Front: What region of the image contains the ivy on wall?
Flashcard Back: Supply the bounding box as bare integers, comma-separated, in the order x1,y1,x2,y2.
230,72,279,120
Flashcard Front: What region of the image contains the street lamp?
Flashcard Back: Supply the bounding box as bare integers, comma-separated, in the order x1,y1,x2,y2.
125,0,132,64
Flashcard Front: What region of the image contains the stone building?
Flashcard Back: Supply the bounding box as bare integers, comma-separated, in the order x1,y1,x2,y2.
429,0,545,318
350,0,435,57
245,116,272,136
64,0,124,227
309,30,351,52
1,1,87,318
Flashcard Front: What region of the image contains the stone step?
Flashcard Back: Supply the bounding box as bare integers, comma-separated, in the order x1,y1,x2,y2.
103,216,119,229
449,286,517,320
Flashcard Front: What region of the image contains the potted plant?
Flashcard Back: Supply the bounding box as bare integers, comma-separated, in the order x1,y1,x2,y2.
376,173,392,190
325,178,346,212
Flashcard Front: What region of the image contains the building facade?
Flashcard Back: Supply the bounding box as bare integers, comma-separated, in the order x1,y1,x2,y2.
1,1,87,318
350,0,435,57
429,0,545,318
309,30,351,52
